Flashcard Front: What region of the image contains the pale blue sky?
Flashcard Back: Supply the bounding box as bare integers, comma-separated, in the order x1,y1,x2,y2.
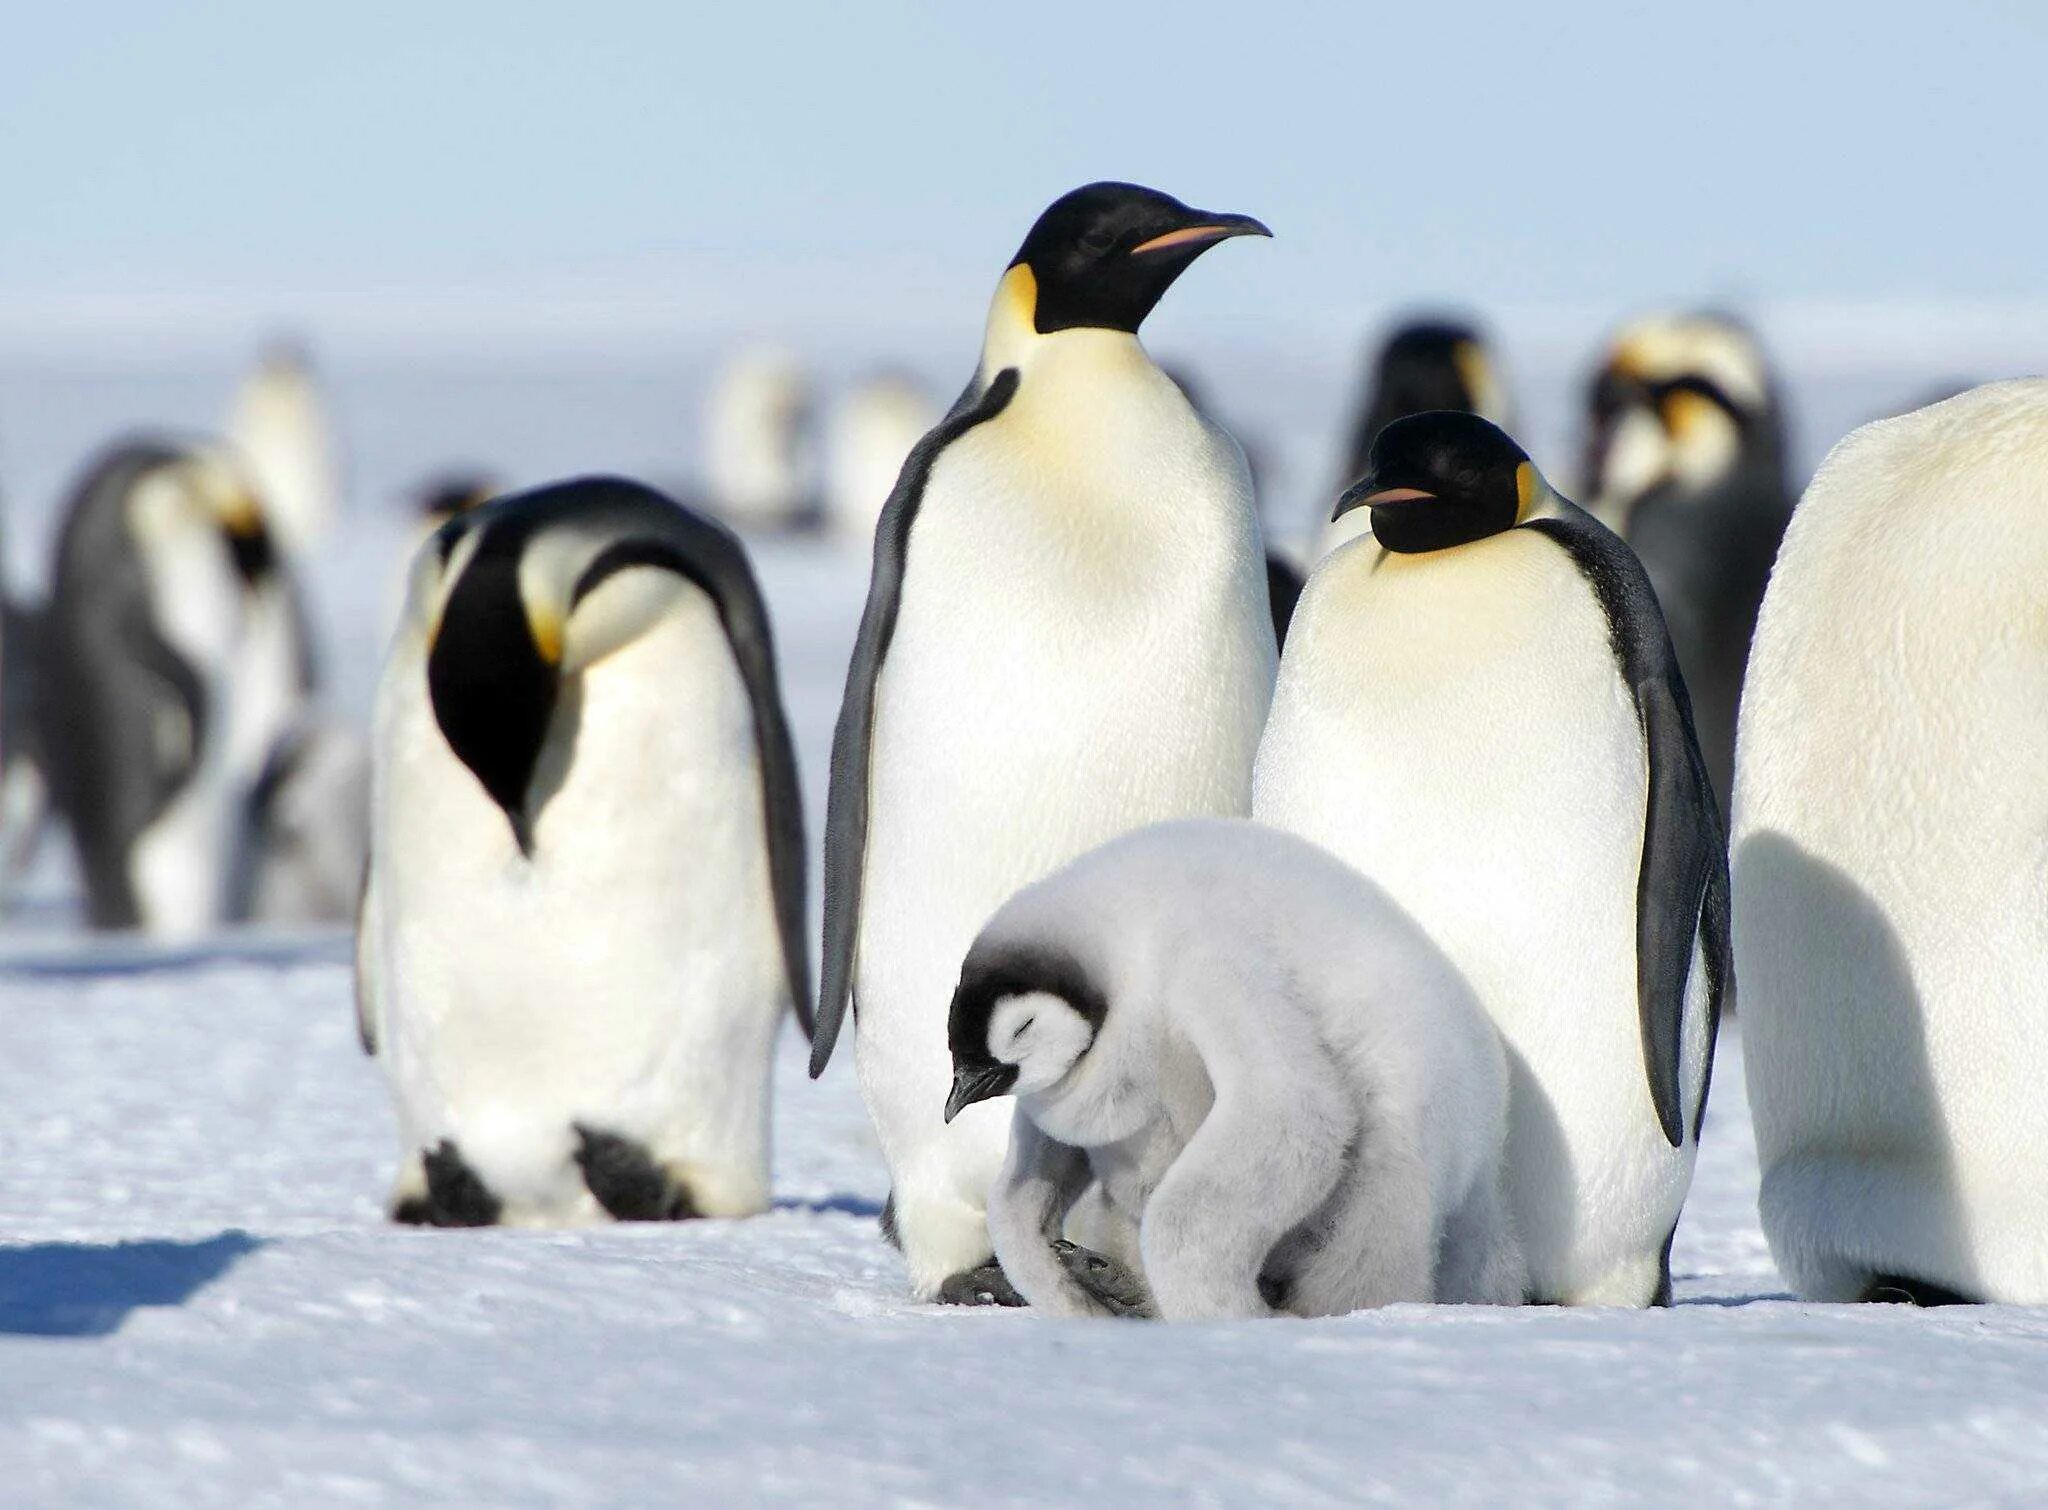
2,1,2043,341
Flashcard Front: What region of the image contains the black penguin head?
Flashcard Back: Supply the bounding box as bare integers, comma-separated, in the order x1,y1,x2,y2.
944,943,1108,1122
1371,320,1493,422
415,473,498,524
1333,412,1537,554
1009,182,1270,335
425,516,561,857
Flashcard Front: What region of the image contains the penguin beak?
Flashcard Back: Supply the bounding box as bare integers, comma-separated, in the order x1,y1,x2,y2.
1331,482,1436,523
1130,212,1272,256
944,1063,1020,1123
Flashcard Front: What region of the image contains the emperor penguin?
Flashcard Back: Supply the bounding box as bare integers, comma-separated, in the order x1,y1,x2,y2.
1254,412,1728,1307
0,588,48,903
1578,313,1797,819
227,338,344,557
1735,380,2048,1306
810,181,1277,1302
946,818,1525,1320
1322,317,1513,556
704,348,816,532
358,476,810,1226
38,438,315,934
823,373,937,545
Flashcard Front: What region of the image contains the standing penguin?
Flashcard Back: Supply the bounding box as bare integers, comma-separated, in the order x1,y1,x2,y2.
1578,313,1796,819
0,514,49,901
227,338,344,558
823,373,937,546
1735,381,2048,1306
1255,412,1727,1307
358,477,809,1226
810,181,1276,1302
1322,318,1513,555
38,439,313,934
704,349,816,532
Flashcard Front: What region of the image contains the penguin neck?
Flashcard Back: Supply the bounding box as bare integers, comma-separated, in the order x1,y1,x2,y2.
975,263,1157,392
1667,410,1743,492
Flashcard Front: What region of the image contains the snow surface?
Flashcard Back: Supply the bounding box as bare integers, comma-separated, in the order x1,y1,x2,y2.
3,358,2048,1505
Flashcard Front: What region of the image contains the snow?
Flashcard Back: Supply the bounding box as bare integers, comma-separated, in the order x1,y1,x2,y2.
3,354,2047,1504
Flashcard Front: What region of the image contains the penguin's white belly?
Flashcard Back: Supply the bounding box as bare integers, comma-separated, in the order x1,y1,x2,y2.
854,363,1274,1286
372,599,783,1221
1255,533,1703,1301
1736,380,2048,1302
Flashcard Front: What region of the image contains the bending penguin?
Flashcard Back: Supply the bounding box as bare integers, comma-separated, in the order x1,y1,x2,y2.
948,818,1525,1320
1254,412,1728,1307
1735,380,2048,1305
1578,312,1796,820
1322,317,1513,556
811,181,1278,1303
38,438,313,935
358,476,810,1226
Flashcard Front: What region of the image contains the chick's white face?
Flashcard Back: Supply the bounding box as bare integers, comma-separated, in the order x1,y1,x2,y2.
986,992,1095,1097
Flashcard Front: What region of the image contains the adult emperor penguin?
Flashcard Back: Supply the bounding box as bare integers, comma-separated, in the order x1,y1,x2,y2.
38,438,314,934
1254,411,1728,1307
1735,381,2048,1306
0,584,47,902
704,348,816,532
823,372,937,545
358,476,809,1226
227,338,344,557
810,181,1277,1302
1322,317,1513,556
1577,313,1797,819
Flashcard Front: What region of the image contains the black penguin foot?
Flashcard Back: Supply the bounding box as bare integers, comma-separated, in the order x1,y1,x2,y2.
878,1192,901,1250
1053,1239,1155,1318
936,1262,1026,1307
572,1126,699,1221
1858,1274,1976,1307
392,1140,501,1227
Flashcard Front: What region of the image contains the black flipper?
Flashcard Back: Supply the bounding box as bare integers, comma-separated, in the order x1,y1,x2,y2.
1526,507,1732,1148
572,1125,699,1221
810,368,1022,1077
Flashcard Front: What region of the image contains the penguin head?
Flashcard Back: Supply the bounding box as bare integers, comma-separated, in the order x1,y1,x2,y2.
422,479,719,857
414,472,498,524
1333,411,1542,554
1585,312,1777,501
944,945,1107,1122
1007,182,1270,335
1369,320,1504,429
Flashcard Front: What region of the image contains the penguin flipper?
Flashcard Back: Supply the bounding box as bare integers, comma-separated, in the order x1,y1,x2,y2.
812,367,1020,1077
1527,507,1729,1148
563,485,815,1039
1635,676,1725,1147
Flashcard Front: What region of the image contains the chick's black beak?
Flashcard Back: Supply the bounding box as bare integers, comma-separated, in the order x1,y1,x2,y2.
944,1063,1019,1123
1130,210,1272,256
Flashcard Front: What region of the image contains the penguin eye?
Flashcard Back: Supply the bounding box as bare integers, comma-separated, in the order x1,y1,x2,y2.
1078,227,1116,257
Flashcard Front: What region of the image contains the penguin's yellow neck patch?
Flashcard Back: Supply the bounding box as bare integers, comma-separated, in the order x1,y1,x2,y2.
981,263,1042,372
528,605,564,666
1515,461,1538,520
1452,341,1493,414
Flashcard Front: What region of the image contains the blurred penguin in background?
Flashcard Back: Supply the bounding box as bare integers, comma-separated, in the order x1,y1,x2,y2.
39,438,317,935
1735,381,2048,1307
1322,317,1514,555
824,372,937,545
705,348,817,532
1578,312,1796,821
0,521,49,904
228,338,344,558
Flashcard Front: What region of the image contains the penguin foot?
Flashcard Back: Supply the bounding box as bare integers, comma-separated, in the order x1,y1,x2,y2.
572,1125,700,1221
1858,1274,1975,1307
936,1262,1026,1307
878,1192,900,1250
391,1140,501,1227
1053,1239,1155,1319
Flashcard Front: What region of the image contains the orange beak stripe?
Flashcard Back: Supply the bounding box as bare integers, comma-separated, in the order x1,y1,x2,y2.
1130,224,1244,256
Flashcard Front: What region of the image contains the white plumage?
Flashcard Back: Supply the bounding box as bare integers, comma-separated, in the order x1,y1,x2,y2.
1735,378,2048,1304
957,819,1523,1320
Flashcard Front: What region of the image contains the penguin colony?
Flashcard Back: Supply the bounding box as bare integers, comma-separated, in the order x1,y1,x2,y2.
4,180,2041,1316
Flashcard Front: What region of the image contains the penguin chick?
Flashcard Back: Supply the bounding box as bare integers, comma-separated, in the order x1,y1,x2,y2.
947,818,1525,1321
